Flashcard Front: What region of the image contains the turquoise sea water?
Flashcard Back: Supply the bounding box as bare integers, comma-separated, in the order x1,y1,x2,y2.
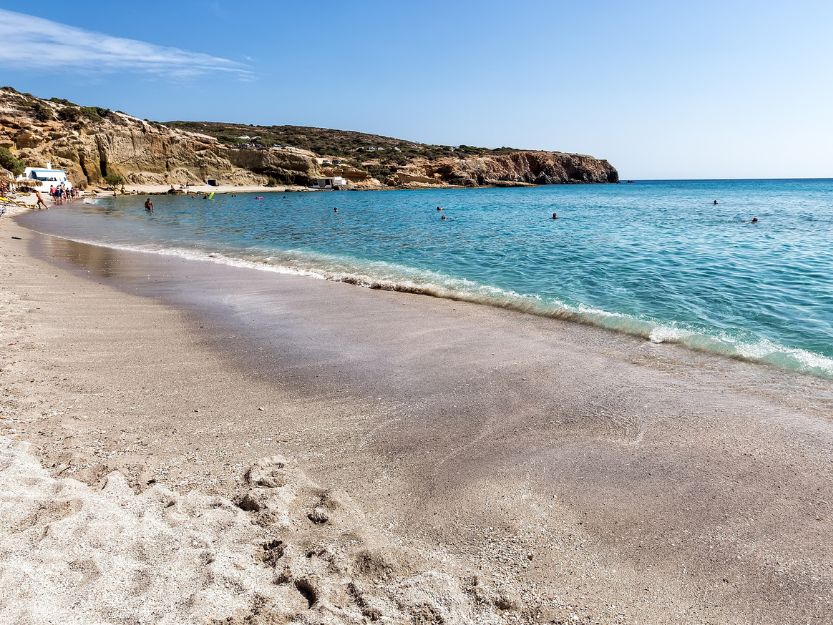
27,179,833,377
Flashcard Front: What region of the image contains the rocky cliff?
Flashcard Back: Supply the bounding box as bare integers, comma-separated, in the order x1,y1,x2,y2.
1,87,617,189
392,151,618,187
0,88,270,187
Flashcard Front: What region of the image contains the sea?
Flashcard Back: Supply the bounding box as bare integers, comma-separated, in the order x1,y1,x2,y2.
22,179,833,378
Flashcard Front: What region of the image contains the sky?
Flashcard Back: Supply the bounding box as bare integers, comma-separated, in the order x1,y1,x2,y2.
0,0,832,179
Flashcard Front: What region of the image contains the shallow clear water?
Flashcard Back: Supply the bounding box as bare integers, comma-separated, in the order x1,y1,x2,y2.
25,180,833,377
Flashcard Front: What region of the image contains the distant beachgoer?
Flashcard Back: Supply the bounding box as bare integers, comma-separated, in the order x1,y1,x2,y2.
713,200,719,205
144,198,154,212
552,212,558,219
436,206,443,211
441,214,447,221
751,216,758,223
34,190,48,210
333,207,338,213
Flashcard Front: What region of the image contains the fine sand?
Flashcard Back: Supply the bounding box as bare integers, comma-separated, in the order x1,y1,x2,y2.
2,215,833,624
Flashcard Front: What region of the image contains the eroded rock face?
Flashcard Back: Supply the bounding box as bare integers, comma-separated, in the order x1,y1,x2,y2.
0,89,264,188
13,129,40,149
397,151,618,187
227,148,321,186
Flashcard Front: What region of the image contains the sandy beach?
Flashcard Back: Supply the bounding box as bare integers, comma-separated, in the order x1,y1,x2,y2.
2,214,833,624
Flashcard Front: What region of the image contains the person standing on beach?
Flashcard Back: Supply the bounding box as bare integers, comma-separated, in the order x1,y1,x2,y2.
34,189,48,210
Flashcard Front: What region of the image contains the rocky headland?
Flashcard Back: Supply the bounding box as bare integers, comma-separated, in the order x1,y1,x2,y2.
1,87,617,191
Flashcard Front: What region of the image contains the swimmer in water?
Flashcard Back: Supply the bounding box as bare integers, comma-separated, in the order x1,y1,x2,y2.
751,216,758,223
552,212,558,219
333,207,338,213
144,198,153,212
713,200,719,205
436,206,443,211
441,214,447,221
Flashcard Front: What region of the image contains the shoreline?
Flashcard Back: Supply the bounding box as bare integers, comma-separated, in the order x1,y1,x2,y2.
2,216,833,623
16,205,833,380
120,183,311,195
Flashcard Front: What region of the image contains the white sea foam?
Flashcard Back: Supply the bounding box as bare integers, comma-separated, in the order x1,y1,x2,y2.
735,338,833,376
649,325,695,344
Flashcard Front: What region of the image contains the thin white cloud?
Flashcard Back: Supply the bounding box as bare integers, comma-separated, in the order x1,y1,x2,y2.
0,9,251,78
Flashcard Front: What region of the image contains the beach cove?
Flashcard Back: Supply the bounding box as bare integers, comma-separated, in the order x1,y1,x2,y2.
2,206,833,623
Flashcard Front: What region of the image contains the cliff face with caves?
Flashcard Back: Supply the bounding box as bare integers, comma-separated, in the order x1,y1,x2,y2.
0,88,617,189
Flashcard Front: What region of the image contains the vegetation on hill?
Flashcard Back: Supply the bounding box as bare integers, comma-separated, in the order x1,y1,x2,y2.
164,121,546,185
0,146,25,176
165,122,520,159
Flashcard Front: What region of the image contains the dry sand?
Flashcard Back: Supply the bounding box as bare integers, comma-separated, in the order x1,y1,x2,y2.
2,215,833,624
0,440,515,624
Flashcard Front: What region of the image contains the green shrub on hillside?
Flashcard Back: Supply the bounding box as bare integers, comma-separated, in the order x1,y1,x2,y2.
58,107,81,122
49,97,77,106
80,106,111,122
32,103,53,121
103,172,124,186
0,146,25,176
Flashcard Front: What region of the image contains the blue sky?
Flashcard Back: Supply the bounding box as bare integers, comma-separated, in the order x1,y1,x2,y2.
1,0,831,179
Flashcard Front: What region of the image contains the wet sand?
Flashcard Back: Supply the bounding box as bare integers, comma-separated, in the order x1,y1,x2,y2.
3,214,833,624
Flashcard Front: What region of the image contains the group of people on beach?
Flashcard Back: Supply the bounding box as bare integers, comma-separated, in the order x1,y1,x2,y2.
49,184,76,205
28,184,79,210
